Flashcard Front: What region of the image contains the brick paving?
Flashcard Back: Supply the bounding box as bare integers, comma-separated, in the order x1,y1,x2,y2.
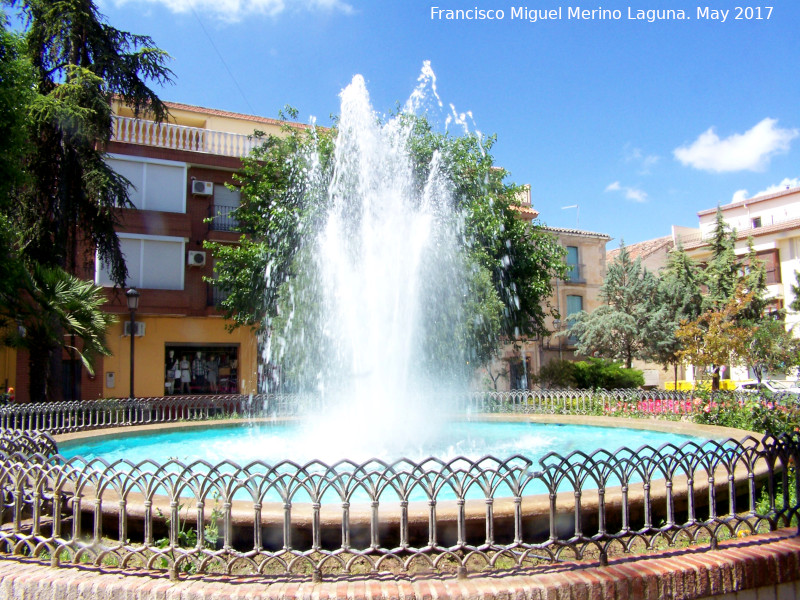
0,529,798,599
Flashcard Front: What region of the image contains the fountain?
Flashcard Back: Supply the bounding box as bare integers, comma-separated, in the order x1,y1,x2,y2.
0,65,796,592
266,65,482,456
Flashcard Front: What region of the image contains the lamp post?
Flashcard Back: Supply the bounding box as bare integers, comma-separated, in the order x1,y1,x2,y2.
126,288,140,399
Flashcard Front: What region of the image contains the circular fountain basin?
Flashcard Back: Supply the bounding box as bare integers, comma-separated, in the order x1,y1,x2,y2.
57,415,725,501
52,415,763,551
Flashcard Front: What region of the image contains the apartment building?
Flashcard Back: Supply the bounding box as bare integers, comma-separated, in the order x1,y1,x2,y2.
483,190,612,390
674,186,800,383
11,101,305,401
6,100,613,400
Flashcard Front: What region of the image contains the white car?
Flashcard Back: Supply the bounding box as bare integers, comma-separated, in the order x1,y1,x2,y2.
736,380,800,395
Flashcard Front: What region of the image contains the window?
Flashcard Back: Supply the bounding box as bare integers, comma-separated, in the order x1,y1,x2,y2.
208,257,231,307
566,295,583,345
751,217,762,228
759,249,781,284
210,184,240,232
95,234,185,290
106,155,186,213
740,249,781,285
565,246,581,282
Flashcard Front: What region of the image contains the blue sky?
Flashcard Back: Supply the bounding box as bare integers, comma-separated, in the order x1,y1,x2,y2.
90,1,800,247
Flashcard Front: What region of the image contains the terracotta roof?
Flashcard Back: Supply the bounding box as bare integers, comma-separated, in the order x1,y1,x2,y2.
542,226,612,240
682,217,800,251
698,186,800,216
161,100,313,130
607,235,673,264
511,203,539,219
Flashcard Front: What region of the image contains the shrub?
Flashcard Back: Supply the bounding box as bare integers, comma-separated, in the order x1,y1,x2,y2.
534,359,577,388
571,358,644,390
535,358,643,390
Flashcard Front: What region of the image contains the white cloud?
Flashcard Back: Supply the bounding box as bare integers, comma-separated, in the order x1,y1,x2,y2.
605,181,647,202
731,189,749,204
730,177,800,203
111,0,354,21
624,187,648,202
624,145,659,173
674,118,798,172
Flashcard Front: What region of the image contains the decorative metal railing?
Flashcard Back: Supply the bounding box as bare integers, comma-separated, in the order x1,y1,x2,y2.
0,391,797,580
0,429,797,580
111,116,260,158
208,203,239,232
1,389,795,436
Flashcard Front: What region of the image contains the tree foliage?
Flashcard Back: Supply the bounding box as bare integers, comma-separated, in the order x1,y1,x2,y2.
0,216,115,402
7,0,172,284
744,318,800,383
208,114,567,387
676,285,756,388
1,0,171,400
569,243,660,368
648,242,704,384
0,15,33,204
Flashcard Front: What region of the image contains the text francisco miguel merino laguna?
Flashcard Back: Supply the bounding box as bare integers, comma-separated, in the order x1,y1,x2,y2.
431,6,741,22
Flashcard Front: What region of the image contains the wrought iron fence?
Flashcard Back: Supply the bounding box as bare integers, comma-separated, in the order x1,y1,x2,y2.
0,392,797,581
1,389,794,436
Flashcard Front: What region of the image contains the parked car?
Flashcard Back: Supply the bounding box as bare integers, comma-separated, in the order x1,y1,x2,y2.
735,380,800,395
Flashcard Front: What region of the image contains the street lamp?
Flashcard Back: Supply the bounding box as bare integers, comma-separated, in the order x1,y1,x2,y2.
126,288,140,399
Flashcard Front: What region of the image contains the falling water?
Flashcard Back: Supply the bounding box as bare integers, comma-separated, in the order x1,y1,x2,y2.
266,66,477,458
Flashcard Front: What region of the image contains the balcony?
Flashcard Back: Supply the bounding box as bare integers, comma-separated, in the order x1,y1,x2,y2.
207,283,231,307
209,203,239,232
564,263,586,284
111,116,260,158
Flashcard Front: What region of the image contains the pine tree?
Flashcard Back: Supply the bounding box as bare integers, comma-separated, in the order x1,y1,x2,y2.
4,0,172,400
650,242,703,387
570,243,660,369
702,207,740,312
11,0,172,283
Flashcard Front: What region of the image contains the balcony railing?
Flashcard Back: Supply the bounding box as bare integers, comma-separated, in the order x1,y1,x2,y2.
111,116,261,158
564,263,585,283
676,214,800,247
208,203,239,232
207,283,230,307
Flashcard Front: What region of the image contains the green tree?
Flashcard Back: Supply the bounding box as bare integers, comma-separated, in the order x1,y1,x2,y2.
702,207,740,311
208,115,567,388
790,271,800,313
0,219,115,402
744,318,800,383
650,242,704,387
676,285,756,390
569,243,660,368
534,358,643,389
9,0,172,282
2,0,171,400
0,14,33,204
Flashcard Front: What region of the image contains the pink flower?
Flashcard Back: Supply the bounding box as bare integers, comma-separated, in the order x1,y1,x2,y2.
703,405,711,413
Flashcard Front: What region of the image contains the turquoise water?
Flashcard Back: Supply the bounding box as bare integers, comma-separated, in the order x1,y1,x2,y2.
58,421,721,501
59,420,709,465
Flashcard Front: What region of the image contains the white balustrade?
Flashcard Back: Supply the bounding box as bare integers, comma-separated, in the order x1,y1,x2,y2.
111,116,260,158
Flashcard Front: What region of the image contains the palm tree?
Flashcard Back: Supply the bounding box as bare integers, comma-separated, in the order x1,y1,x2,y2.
5,262,115,403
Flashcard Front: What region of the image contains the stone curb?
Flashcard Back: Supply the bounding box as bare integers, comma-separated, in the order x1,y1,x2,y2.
0,529,798,599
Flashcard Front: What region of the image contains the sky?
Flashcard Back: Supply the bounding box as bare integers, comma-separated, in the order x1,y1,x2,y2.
78,1,800,246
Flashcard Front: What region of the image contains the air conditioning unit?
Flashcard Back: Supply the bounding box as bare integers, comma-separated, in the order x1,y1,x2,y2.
192,180,213,196
188,250,206,267
123,321,146,337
